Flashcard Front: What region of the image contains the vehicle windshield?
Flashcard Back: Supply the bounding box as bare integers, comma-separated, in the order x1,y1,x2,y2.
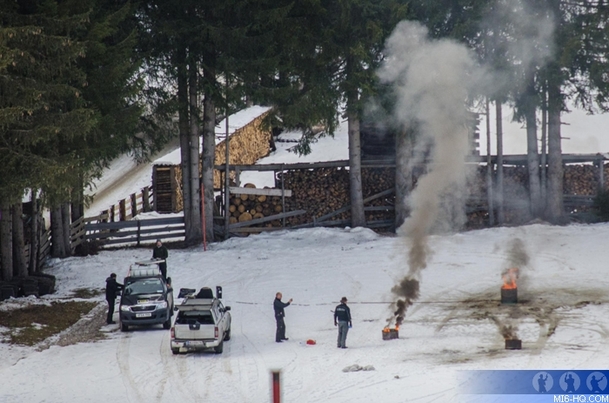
124,278,164,296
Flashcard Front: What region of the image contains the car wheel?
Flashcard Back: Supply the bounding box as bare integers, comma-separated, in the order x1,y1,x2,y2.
171,348,179,355
214,341,224,354
224,327,231,341
121,323,129,332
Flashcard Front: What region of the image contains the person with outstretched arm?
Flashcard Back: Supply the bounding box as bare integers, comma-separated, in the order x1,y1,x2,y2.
274,292,292,342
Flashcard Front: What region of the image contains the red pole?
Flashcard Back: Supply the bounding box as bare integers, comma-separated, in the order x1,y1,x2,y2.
201,185,207,251
272,370,281,403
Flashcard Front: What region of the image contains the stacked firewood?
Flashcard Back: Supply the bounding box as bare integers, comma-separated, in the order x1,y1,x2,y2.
216,161,609,231
227,183,284,225
362,168,395,222
280,168,350,226
564,164,598,195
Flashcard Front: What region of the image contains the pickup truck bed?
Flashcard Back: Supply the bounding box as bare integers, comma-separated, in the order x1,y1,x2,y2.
170,296,231,354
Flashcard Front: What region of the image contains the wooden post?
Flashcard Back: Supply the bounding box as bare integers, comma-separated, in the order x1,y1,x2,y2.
131,193,137,218
119,199,126,221
142,187,151,212
152,166,158,212
281,165,286,228
170,166,177,213
136,220,141,247
224,99,230,240
599,159,605,192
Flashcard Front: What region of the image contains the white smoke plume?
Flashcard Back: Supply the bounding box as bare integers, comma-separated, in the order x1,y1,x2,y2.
378,21,484,324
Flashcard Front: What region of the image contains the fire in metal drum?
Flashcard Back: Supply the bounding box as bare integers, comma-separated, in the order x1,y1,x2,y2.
382,329,399,340
505,339,522,350
501,287,517,304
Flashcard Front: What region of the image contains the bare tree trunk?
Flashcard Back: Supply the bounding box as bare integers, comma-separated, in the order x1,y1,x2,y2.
495,100,504,225
29,191,39,274
347,111,365,227
61,202,71,257
547,81,564,222
540,83,548,204
50,206,65,258
485,98,494,226
187,55,202,245
71,182,84,223
1,200,13,281
524,75,542,219
395,129,413,229
201,54,217,243
177,45,192,241
12,202,26,277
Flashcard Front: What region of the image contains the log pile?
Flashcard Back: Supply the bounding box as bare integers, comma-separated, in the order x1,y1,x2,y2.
280,167,351,226
362,168,395,222
225,183,286,226
564,164,598,195
168,158,609,231
214,111,273,188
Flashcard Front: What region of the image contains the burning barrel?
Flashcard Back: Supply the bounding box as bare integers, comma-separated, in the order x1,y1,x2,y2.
505,338,522,350
382,327,399,340
501,287,517,304
501,268,518,304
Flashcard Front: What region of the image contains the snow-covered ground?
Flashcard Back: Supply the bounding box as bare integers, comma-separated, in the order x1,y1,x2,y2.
4,104,609,402
2,224,609,402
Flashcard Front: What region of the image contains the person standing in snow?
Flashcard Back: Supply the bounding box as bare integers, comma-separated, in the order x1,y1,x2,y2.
274,292,292,342
105,273,123,324
152,239,169,280
334,297,352,348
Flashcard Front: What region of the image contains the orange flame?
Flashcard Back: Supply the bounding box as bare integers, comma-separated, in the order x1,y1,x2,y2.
383,326,398,332
501,267,519,290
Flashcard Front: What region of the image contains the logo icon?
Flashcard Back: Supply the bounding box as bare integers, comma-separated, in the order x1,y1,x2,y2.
533,372,554,393
587,372,607,393
560,372,580,393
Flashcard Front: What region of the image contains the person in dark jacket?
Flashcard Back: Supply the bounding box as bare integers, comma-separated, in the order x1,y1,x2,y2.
152,239,169,280
105,273,123,324
274,292,292,342
334,297,352,348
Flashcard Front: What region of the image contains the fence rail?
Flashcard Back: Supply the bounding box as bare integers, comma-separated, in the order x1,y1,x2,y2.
84,216,185,247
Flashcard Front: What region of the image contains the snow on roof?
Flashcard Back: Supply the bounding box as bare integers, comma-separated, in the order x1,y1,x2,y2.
153,105,272,166
215,105,272,138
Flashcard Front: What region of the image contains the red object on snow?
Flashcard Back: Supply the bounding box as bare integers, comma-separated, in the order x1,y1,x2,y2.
306,339,316,345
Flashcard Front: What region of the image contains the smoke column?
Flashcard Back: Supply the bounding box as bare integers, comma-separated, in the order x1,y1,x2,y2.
378,21,483,326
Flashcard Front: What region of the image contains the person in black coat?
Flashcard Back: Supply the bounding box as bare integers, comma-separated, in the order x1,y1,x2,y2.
152,239,169,280
334,297,352,348
105,273,123,324
273,292,292,342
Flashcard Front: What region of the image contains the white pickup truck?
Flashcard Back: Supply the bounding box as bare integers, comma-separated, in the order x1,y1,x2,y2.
170,287,232,355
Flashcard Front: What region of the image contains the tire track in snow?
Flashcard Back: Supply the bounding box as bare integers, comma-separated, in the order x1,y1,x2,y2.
157,330,202,402
116,333,144,402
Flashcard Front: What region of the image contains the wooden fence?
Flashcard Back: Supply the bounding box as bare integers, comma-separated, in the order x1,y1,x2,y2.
83,216,185,247
22,227,51,269
67,186,186,248
96,186,153,223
